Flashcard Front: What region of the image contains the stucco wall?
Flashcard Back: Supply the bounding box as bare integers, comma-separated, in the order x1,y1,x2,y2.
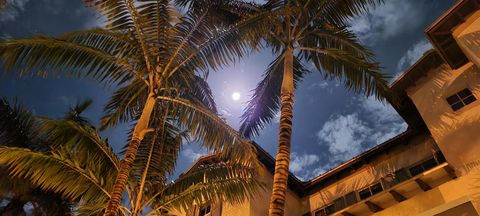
307,135,437,212
373,169,480,216
172,164,308,216
406,63,480,174
248,165,308,216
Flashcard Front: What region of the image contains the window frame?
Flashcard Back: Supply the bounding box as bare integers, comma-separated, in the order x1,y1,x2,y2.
446,88,477,111
198,203,212,216
358,182,384,200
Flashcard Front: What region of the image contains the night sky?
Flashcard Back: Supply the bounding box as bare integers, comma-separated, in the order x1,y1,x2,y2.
0,0,457,181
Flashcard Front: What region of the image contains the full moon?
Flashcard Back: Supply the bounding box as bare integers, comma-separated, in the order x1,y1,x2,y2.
231,92,241,101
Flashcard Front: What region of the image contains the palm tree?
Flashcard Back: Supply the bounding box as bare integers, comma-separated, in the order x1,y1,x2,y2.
215,1,390,215
0,1,260,214
0,98,77,215
0,99,262,215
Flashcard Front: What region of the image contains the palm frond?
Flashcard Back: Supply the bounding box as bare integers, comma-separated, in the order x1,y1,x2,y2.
75,201,130,216
157,96,259,167
305,0,383,25
37,117,120,172
0,98,39,149
0,147,111,203
148,162,264,213
137,0,177,66
299,24,374,60
82,0,134,31
299,47,390,100
166,7,271,77
169,73,218,113
0,36,134,85
64,99,94,125
131,110,186,186
100,77,148,130
240,54,309,138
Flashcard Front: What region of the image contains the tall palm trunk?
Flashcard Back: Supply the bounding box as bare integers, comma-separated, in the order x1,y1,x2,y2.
104,92,157,216
268,45,295,216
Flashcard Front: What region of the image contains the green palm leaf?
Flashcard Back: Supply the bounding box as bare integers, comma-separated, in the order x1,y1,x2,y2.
0,147,111,203
148,162,264,214
240,54,309,138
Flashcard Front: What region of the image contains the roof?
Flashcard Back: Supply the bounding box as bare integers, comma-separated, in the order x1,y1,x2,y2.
390,50,445,93
426,0,480,69
301,129,421,195
182,127,426,197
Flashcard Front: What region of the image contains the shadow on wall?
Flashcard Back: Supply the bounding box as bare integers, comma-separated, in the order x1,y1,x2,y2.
457,31,480,67
413,60,480,174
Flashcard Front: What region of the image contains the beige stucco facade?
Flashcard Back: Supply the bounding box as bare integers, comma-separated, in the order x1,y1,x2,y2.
180,0,480,215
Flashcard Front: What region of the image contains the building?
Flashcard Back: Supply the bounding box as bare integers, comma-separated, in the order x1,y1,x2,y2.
182,0,480,215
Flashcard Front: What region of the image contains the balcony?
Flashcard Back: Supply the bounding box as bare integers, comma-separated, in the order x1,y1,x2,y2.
312,153,457,216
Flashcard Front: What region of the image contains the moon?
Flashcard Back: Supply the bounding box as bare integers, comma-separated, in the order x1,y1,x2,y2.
231,92,241,101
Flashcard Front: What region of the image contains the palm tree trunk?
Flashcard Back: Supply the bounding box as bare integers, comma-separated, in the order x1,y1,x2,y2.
104,92,157,216
268,45,295,216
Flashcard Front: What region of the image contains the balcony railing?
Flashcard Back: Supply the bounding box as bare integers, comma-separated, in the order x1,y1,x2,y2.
310,152,455,216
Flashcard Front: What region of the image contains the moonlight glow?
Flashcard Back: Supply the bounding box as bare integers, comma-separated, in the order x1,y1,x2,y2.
231,92,241,101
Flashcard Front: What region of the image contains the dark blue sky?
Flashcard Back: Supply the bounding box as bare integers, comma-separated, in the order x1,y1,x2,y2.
0,0,456,181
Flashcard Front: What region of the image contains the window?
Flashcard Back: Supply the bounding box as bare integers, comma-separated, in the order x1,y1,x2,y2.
436,152,447,163
344,192,358,206
393,168,410,184
198,205,211,216
324,204,335,215
409,163,424,176
333,197,345,211
409,157,441,177
314,191,358,216
314,209,326,216
446,88,476,111
359,182,384,200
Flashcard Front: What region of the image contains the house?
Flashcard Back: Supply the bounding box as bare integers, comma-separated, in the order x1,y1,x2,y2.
182,0,480,215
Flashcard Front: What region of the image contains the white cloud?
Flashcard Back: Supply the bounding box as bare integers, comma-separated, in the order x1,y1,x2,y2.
360,96,400,123
289,152,324,181
317,114,370,162
290,153,319,173
181,147,207,162
360,97,407,143
0,0,30,22
349,0,425,44
219,107,233,117
315,97,407,168
396,39,432,76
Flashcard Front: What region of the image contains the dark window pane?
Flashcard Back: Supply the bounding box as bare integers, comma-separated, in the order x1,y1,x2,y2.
302,212,312,216
359,188,372,200
394,169,410,184
325,204,335,215
199,205,211,216
370,183,383,195
463,95,476,105
451,102,464,111
457,88,472,99
422,158,438,171
314,209,326,216
345,192,358,206
446,94,460,105
410,164,424,176
333,197,345,211
436,152,447,163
